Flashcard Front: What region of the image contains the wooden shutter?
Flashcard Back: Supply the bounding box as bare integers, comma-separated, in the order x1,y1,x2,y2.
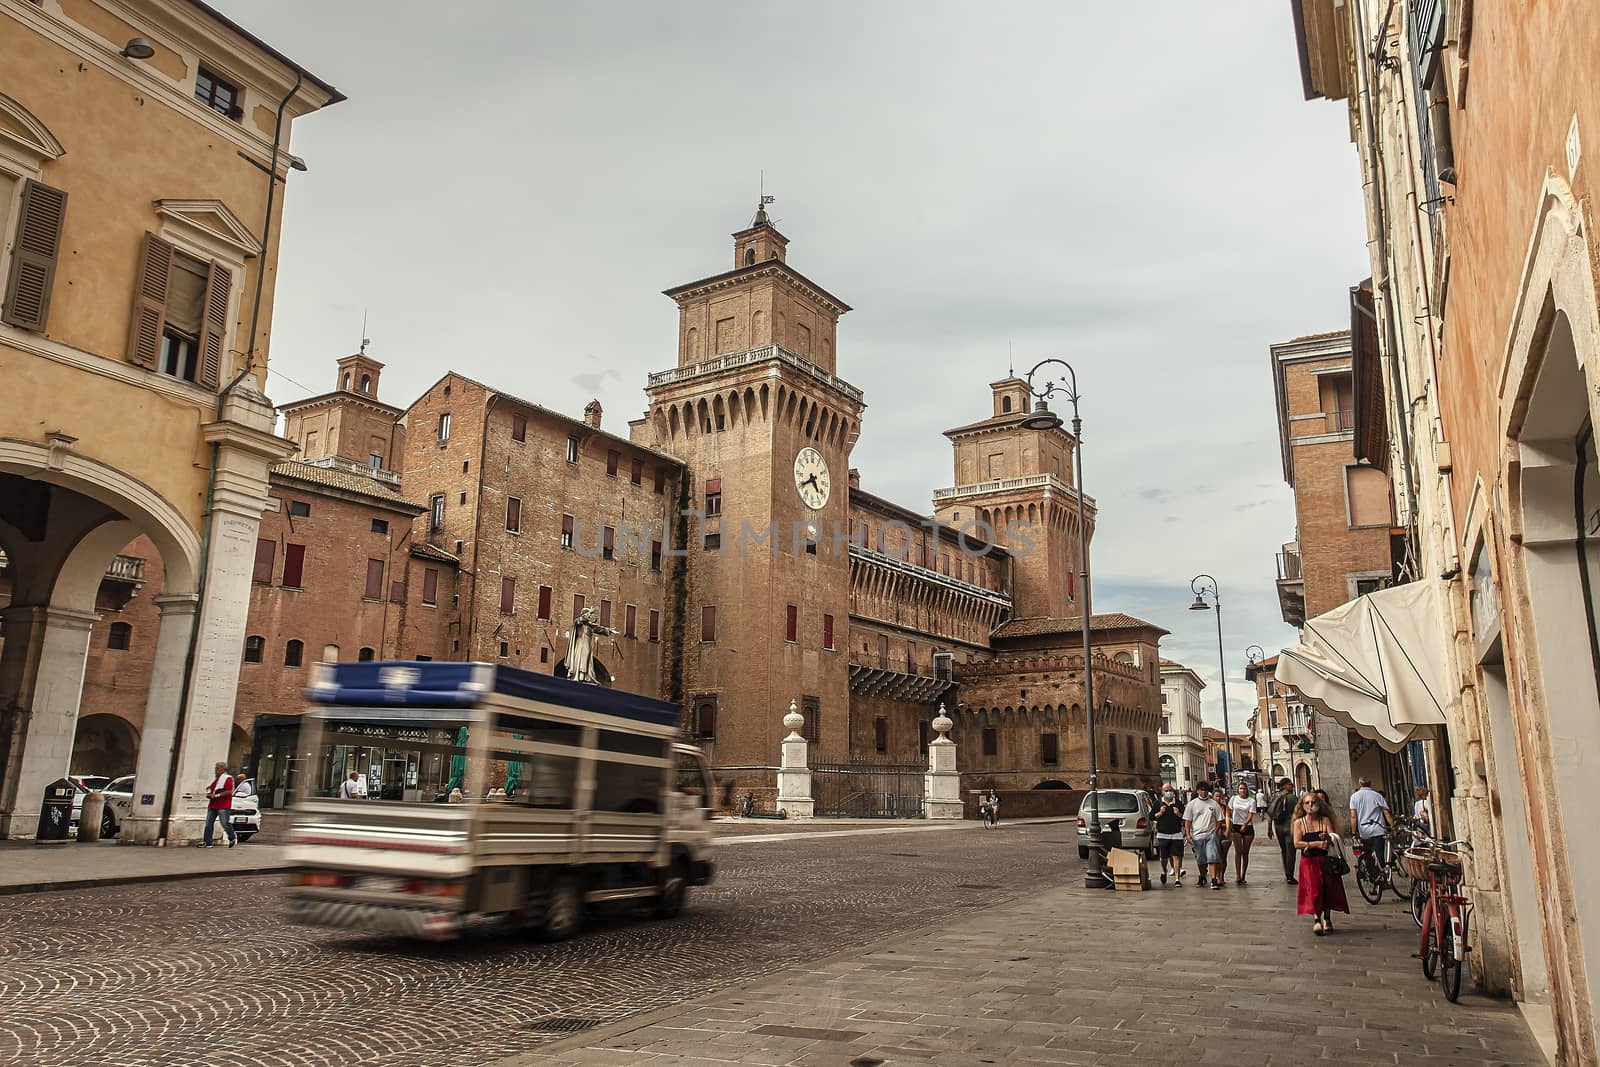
822,613,834,650
537,585,552,619
2,180,67,331
701,605,716,642
126,232,172,368
506,497,521,531
573,593,585,621
500,577,515,614
197,259,231,389
251,538,275,584
606,450,619,476
599,599,611,627
364,559,384,600
649,609,659,640
422,567,439,605
388,580,405,604
785,604,797,642
625,604,636,637
282,543,306,587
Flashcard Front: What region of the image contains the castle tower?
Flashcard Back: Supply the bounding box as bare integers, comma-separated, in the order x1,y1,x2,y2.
279,351,403,472
632,202,862,769
932,377,1094,619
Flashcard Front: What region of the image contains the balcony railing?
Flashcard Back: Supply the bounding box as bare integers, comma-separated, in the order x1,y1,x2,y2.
931,472,1095,510
1328,409,1355,433
1277,547,1303,582
0,549,146,584
647,343,865,405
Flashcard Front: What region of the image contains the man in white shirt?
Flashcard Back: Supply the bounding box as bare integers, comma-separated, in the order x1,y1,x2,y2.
1183,782,1227,890
339,771,363,799
1349,777,1394,865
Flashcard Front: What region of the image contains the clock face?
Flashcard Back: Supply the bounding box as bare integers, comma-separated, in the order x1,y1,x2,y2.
793,447,830,509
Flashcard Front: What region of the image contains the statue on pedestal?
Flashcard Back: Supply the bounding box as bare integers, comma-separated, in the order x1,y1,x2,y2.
566,606,617,684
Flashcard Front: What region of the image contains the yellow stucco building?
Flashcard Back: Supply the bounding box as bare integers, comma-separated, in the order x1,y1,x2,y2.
0,0,339,840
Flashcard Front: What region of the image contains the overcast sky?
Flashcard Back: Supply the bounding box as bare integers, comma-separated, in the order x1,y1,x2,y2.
217,1,1371,728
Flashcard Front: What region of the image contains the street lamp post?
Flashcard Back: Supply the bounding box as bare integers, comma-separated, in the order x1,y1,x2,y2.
1245,643,1274,788
1018,358,1106,889
1188,575,1232,791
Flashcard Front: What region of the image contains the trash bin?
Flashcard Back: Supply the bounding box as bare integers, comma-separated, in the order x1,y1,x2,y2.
78,791,106,842
36,778,75,843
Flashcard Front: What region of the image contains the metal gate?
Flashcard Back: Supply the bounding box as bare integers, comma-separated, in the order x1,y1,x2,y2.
812,761,925,818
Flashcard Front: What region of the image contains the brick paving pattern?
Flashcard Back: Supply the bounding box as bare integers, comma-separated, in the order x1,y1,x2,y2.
0,823,1077,1067
505,835,1543,1066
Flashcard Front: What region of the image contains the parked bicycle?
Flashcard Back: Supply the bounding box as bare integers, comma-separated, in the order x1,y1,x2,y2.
1407,837,1474,1001
1354,815,1421,904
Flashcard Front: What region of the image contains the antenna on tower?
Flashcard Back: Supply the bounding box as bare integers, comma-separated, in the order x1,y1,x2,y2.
359,308,370,355
1008,340,1014,377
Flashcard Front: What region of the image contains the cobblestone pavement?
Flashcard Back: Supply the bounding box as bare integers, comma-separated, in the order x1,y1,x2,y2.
502,853,1544,1067
0,821,1074,1067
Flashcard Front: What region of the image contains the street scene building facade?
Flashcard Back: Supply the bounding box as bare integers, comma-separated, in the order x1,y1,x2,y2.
1243,654,1318,790
1157,660,1205,788
0,0,340,842
1288,0,1600,1058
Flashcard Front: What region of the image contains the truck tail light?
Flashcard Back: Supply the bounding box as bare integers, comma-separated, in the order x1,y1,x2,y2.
402,878,464,898
291,871,352,888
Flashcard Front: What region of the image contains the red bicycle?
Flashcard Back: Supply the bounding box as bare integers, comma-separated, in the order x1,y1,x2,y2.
1407,838,1473,1001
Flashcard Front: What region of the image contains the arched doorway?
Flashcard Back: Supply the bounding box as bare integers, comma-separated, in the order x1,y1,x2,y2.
69,714,139,777
1158,754,1176,782
1295,762,1312,791
1510,304,1600,1025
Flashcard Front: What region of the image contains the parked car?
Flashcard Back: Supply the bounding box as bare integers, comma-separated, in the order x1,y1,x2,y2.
1076,789,1157,859
231,777,261,842
102,775,136,837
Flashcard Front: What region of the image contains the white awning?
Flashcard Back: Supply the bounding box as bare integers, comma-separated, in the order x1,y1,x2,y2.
1276,580,1452,753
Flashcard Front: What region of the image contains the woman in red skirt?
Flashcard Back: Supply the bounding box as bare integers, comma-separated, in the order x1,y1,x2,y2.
1293,792,1349,935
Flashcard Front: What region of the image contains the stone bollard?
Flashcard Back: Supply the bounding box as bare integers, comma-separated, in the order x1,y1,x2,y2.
775,700,815,819
78,791,106,842
924,705,963,819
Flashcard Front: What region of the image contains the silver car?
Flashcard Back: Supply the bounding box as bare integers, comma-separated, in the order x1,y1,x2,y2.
1076,789,1158,859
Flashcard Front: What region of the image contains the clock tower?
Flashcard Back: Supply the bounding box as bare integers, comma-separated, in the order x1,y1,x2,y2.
633,203,863,776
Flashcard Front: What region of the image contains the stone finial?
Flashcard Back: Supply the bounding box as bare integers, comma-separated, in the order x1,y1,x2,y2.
931,704,953,740
783,699,805,738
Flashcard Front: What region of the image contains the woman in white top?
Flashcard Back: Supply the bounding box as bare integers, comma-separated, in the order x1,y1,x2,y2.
1228,780,1260,885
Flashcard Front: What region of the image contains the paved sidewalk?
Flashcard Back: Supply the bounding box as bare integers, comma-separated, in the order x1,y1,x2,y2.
0,817,1065,894
495,873,1545,1067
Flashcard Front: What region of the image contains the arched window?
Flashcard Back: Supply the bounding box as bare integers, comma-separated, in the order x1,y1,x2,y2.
358,647,376,662
107,621,132,651
744,247,755,266
284,639,304,667
342,372,351,389
321,643,340,663
360,374,371,394
243,635,264,664
1002,396,1013,413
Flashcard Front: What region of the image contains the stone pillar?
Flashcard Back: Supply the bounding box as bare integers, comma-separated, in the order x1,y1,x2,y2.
122,594,199,844
1313,714,1354,814
155,382,292,844
924,704,963,819
776,700,814,819
0,606,98,837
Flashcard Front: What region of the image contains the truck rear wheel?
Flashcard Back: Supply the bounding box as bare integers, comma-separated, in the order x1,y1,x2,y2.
654,860,689,919
539,874,583,941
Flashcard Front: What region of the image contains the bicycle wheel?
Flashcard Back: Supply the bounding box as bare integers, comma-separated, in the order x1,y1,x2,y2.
1440,915,1464,1002
1357,858,1384,905
1422,925,1439,980
1388,858,1413,899
1411,881,1429,928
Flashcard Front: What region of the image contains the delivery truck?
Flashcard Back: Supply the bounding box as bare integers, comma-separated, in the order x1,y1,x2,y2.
285,661,715,940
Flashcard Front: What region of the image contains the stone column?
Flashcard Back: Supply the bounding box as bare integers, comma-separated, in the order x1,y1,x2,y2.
122,593,199,844
924,705,963,819
156,381,292,844
0,606,98,837
776,700,814,819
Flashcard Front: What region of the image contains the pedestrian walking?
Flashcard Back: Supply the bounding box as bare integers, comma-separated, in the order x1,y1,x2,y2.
1153,785,1186,885
1293,792,1350,935
1183,781,1227,890
1265,778,1300,884
339,770,363,799
986,789,1001,827
1413,785,1432,833
202,761,237,848
1349,776,1394,867
1227,779,1258,885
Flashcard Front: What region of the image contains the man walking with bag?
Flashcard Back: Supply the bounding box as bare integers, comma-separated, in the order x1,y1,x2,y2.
1266,778,1300,885
202,761,237,849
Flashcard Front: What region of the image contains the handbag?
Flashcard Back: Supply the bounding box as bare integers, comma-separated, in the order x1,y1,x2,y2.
1323,834,1351,877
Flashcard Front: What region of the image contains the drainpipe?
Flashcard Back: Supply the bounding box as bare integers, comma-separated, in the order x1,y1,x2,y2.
155,71,302,844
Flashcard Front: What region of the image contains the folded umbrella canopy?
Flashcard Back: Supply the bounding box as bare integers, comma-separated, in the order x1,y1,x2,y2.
1276,580,1452,752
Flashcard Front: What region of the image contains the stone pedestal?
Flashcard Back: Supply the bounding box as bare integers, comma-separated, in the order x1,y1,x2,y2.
775,700,814,819
924,705,963,820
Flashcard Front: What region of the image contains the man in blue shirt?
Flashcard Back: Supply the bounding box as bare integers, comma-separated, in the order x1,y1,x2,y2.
1349,776,1393,865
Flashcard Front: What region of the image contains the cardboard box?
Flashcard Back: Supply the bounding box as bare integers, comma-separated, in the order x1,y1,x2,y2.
1108,848,1150,891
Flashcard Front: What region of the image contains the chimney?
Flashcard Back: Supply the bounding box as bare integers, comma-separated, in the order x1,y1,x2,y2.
847,468,861,489
583,400,603,429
